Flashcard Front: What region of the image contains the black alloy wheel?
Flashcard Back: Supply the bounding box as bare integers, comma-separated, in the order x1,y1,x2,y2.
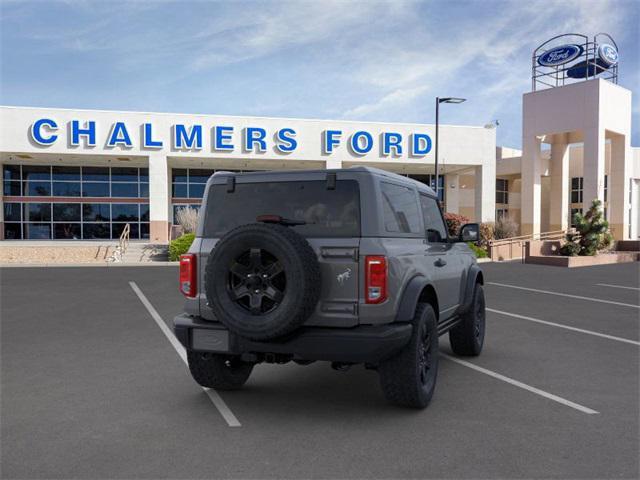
228,248,286,315
418,326,433,386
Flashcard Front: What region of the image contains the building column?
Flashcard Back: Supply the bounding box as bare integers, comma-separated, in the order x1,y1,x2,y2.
474,163,495,223
521,135,542,236
549,134,570,232
445,173,459,214
325,158,342,169
609,134,631,240
582,126,605,211
149,153,170,244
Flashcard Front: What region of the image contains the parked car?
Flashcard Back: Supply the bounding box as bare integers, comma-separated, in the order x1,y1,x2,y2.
173,167,485,408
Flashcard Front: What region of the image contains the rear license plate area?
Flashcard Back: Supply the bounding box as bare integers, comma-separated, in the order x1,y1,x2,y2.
191,329,229,352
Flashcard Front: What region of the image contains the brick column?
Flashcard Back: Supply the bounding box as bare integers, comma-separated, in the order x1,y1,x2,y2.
609,134,631,240
521,135,543,236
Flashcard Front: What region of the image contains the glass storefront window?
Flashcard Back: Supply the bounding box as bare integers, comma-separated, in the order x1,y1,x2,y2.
82,182,110,197
3,201,148,240
83,203,110,221
111,183,139,197
25,203,51,222
53,204,81,222
83,223,111,239
52,182,81,197
3,165,21,181
22,165,51,181
188,183,205,198
4,223,22,239
54,223,81,239
112,204,139,222
24,223,51,239
82,167,109,182
4,202,22,221
111,167,138,181
52,166,80,181
25,181,51,196
3,181,21,196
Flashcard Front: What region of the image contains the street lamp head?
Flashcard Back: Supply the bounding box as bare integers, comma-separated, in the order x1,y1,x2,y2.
438,97,466,104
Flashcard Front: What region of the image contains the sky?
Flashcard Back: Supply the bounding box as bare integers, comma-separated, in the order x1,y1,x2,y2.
1,0,638,148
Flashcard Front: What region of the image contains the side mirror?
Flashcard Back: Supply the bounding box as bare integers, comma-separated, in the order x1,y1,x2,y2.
459,223,480,243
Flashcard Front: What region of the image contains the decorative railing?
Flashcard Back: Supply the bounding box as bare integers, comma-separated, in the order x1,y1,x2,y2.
488,229,572,262
106,223,131,263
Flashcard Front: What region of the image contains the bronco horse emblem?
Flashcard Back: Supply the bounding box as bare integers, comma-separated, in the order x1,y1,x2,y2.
336,268,351,285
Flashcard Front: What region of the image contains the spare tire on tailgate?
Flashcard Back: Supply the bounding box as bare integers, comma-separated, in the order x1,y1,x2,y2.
205,223,321,340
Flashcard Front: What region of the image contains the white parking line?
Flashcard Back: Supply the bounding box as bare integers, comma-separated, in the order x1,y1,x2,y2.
596,283,640,291
487,308,640,346
129,281,241,427
488,282,640,309
441,354,599,415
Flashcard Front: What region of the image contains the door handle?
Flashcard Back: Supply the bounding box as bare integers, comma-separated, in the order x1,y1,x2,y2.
434,258,447,267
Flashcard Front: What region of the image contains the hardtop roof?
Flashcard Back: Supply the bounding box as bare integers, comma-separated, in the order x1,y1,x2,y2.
209,166,437,196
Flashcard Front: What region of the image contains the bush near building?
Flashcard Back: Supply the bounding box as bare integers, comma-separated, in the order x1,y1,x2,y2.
560,199,613,256
494,216,519,240
169,233,195,261
467,242,488,258
175,206,199,234
444,212,470,237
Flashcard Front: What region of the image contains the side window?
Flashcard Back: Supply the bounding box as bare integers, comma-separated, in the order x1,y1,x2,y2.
380,182,421,234
419,194,448,243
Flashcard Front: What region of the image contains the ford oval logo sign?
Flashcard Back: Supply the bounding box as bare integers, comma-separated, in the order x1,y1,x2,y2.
538,44,583,67
598,44,618,66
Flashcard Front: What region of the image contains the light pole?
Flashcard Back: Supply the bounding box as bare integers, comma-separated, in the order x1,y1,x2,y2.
435,97,466,201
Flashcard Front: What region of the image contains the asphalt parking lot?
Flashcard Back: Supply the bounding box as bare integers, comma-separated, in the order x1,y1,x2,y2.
1,261,639,479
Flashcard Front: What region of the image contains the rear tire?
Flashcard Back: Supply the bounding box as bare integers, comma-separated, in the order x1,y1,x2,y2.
378,303,439,408
187,350,254,390
449,283,485,356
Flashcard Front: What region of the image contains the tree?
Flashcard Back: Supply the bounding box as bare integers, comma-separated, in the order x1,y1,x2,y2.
560,199,613,256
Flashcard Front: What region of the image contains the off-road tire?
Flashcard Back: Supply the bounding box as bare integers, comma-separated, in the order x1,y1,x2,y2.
205,223,321,341
187,350,254,390
449,283,485,356
378,303,439,408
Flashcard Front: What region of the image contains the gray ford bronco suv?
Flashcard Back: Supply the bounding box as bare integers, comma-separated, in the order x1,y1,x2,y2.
173,167,485,408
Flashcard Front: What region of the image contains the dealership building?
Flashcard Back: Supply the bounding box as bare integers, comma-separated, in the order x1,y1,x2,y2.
0,107,497,243
0,34,638,245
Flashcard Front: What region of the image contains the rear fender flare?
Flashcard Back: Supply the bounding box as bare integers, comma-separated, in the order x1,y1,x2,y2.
395,276,431,323
457,264,484,314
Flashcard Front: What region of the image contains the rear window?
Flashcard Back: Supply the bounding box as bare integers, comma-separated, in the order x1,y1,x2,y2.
204,180,360,237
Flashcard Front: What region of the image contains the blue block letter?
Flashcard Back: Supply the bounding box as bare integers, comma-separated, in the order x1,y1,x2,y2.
323,130,342,154
71,120,96,146
411,133,432,156
107,122,133,147
174,124,203,149
245,127,267,152
383,132,403,156
350,131,373,155
275,128,297,153
30,118,58,145
143,123,163,148
214,126,234,151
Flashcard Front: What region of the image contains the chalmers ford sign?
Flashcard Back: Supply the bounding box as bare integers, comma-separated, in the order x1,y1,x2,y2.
29,118,434,157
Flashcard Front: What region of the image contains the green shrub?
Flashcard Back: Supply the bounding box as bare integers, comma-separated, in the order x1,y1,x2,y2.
560,199,613,256
467,242,488,258
169,233,195,261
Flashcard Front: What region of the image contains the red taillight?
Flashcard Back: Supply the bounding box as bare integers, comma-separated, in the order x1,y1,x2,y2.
179,254,197,297
365,255,387,304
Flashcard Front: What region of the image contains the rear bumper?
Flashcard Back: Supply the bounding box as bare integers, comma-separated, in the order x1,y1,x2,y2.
173,313,412,364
